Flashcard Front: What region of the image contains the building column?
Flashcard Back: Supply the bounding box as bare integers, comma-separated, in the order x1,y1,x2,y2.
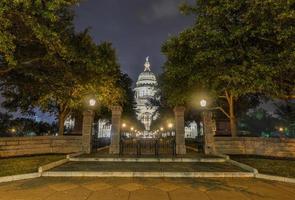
203,111,216,154
109,106,122,154
174,106,186,155
82,110,94,154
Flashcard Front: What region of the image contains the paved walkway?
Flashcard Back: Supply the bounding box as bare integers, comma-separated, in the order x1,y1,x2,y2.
0,177,294,200
53,161,244,172
83,147,218,158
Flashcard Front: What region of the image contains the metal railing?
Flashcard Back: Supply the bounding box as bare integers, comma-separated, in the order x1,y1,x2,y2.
119,136,176,157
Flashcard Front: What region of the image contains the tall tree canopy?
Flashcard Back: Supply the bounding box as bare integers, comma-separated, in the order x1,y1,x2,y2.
0,0,125,135
0,0,79,75
162,0,295,136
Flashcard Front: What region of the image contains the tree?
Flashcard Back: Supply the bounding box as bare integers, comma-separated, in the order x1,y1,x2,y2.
274,100,295,136
0,1,124,135
0,112,13,136
0,0,79,75
162,0,295,136
119,73,144,130
239,108,279,137
1,32,123,135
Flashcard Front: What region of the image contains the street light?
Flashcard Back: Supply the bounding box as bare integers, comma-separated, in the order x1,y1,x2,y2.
160,127,164,131
130,127,134,131
200,99,207,108
122,123,126,128
89,98,96,107
168,123,173,129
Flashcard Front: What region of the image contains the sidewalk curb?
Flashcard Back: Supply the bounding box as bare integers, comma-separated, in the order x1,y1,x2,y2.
227,159,259,174
0,173,41,183
214,153,258,173
217,153,295,184
42,171,255,178
38,158,69,173
66,152,84,159
69,157,227,163
255,173,295,184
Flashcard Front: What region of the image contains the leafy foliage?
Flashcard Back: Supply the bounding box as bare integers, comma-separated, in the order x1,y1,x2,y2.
274,100,295,136
162,0,295,136
0,0,79,74
0,112,57,137
238,108,279,137
0,1,126,135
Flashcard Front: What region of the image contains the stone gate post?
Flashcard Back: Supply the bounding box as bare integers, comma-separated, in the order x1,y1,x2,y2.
174,106,186,155
82,110,94,154
203,111,216,154
109,106,122,154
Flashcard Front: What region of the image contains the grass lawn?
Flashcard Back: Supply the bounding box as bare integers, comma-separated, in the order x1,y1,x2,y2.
0,154,65,177
231,155,295,178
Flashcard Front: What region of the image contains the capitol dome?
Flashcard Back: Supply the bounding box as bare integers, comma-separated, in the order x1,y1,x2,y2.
136,58,157,86
136,71,157,86
134,57,159,131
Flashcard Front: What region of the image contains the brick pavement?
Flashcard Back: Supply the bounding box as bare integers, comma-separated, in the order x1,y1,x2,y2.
0,177,294,200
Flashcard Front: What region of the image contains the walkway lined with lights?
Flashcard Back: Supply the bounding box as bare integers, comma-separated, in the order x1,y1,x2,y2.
0,177,294,200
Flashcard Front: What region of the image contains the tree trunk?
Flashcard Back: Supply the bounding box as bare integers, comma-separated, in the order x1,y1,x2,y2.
58,113,66,136
228,95,237,137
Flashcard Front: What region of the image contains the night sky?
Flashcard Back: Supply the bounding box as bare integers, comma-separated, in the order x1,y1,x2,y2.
0,0,277,122
1,0,194,122
74,0,194,81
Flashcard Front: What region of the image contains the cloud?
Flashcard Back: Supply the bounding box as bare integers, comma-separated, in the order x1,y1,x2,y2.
140,0,180,23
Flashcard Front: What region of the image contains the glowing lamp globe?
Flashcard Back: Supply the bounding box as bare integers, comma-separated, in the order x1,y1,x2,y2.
89,99,96,107
200,99,207,108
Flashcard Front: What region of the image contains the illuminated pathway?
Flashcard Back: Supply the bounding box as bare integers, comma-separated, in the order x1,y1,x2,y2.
0,177,294,200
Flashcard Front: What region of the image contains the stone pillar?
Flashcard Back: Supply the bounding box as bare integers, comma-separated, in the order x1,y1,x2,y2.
174,106,186,155
109,106,122,154
73,113,83,135
203,111,216,154
82,110,94,154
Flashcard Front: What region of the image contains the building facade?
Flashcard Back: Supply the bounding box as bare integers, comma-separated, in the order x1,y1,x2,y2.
65,57,200,138
134,57,159,131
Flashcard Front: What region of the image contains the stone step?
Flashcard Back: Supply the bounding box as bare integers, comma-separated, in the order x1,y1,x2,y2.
42,171,254,178
69,157,227,163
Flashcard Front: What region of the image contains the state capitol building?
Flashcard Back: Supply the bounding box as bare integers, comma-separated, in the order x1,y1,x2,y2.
134,57,159,131
65,57,199,138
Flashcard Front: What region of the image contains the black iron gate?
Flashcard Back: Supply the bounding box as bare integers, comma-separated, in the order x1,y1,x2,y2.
120,134,176,156
92,123,110,151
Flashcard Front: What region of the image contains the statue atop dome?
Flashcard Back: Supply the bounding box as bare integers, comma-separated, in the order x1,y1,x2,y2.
144,56,151,71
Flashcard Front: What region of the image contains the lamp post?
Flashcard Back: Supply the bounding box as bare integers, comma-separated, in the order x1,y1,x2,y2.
168,123,173,136
199,98,216,154
82,98,97,154
200,99,207,108
279,127,285,138
89,99,96,107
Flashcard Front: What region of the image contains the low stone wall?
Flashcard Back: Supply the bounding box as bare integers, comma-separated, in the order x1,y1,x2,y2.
0,136,82,158
214,137,295,158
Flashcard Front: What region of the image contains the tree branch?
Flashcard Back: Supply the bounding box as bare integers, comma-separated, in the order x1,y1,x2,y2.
21,58,42,66
210,106,230,119
225,90,230,102
0,68,13,76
